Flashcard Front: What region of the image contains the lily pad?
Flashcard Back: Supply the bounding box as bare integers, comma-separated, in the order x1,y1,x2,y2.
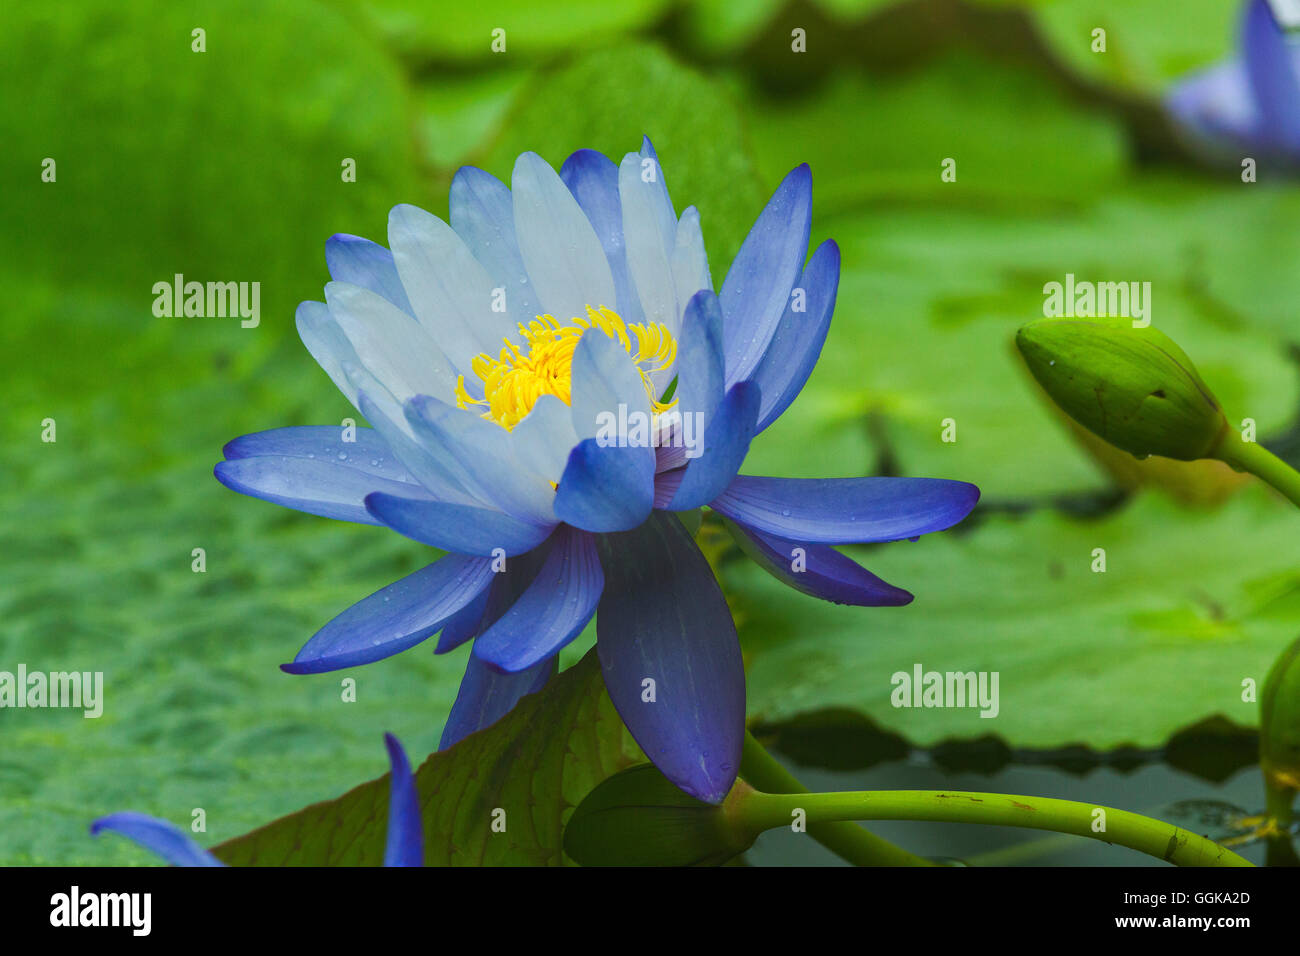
733,486,1300,748
0,0,418,325
744,183,1299,500
481,42,764,265
352,0,671,61
213,649,642,865
1031,0,1237,96
741,51,1126,210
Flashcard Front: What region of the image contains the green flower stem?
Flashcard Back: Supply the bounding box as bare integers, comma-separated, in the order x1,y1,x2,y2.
739,732,934,866
737,788,1253,867
1264,780,1298,867
1215,437,1300,510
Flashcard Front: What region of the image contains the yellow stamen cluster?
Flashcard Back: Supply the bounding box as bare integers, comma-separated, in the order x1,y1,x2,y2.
455,305,677,431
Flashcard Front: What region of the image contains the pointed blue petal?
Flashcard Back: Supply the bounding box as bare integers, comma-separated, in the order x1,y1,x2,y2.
214,455,428,525
472,527,603,672
619,147,678,331
560,148,646,325
720,165,812,386
325,234,414,316
296,300,362,408
1244,0,1300,151
668,382,760,510
448,166,542,326
325,280,459,405
382,734,423,867
512,152,615,320
388,203,518,372
434,582,490,654
1166,61,1259,150
673,290,725,432
282,554,495,674
364,492,554,556
439,654,555,750
554,438,655,532
90,813,225,867
405,395,556,525
595,513,744,804
726,518,913,606
223,425,400,469
434,541,551,653
748,239,839,432
711,476,980,543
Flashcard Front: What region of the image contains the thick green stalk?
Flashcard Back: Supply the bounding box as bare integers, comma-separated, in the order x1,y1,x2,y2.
1264,781,1298,867
739,788,1252,867
739,732,933,866
1215,438,1300,510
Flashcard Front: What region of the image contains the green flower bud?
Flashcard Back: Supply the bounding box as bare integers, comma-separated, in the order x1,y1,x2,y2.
1262,634,1300,793
1015,318,1229,461
563,764,759,866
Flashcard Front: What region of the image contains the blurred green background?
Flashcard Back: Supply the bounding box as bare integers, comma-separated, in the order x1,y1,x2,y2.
4,0,1299,864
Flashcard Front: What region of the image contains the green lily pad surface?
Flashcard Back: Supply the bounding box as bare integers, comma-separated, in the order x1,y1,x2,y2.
214,650,642,865
735,486,1300,748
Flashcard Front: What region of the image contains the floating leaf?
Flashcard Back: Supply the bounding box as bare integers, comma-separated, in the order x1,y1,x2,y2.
213,649,642,865
734,487,1300,748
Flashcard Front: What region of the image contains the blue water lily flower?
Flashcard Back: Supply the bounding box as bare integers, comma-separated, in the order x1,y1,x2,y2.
91,733,423,866
214,138,979,803
1167,0,1300,163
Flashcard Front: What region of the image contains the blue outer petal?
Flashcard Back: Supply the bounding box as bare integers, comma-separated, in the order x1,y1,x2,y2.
748,239,840,432
215,456,427,525
439,654,555,750
325,234,414,316
223,426,416,482
726,518,913,607
561,149,646,326
382,734,423,867
1166,60,1259,150
673,290,725,430
388,203,518,373
720,165,812,386
711,476,980,543
90,813,225,867
554,439,655,532
434,581,490,654
282,554,495,674
512,152,616,320
619,147,677,330
435,540,551,653
472,526,603,672
448,166,543,326
297,300,363,408
595,512,744,804
668,382,760,511
405,395,556,525
365,492,554,556
1244,0,1300,152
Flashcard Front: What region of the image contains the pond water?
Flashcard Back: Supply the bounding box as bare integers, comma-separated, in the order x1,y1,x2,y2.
746,725,1272,866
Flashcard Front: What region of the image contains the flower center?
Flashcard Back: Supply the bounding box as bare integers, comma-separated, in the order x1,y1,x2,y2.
454,305,677,431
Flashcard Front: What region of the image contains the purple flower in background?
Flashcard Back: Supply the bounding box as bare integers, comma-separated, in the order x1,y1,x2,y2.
91,734,423,866
1167,0,1300,162
214,138,979,803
